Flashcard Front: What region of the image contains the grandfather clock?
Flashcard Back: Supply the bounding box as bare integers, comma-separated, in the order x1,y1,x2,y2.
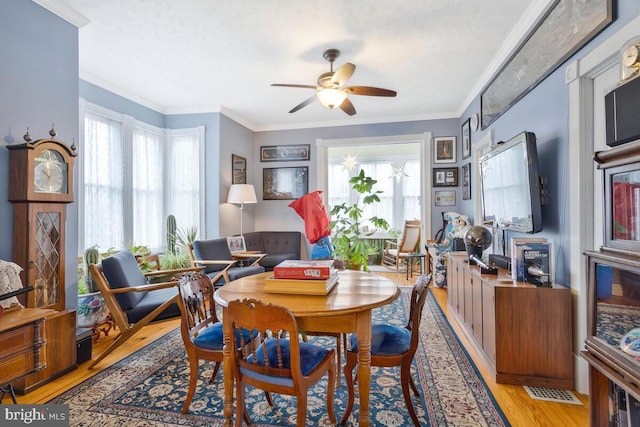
7,128,79,393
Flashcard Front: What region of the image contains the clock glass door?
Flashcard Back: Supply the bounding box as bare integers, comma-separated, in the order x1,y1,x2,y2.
31,207,64,310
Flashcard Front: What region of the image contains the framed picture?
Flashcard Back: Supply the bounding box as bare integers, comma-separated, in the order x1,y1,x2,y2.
433,167,458,187
435,190,456,207
462,163,471,200
434,137,456,164
480,0,612,129
263,166,308,200
461,119,471,160
260,144,310,162
231,154,246,184
226,236,246,253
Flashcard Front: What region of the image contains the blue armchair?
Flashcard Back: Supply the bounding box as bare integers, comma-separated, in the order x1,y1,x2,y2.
189,238,265,286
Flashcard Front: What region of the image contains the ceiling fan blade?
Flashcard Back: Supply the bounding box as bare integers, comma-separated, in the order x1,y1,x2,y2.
271,84,318,89
340,98,356,116
331,62,355,86
344,86,397,97
289,95,317,113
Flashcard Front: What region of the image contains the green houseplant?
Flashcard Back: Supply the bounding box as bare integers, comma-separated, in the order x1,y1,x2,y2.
329,169,389,272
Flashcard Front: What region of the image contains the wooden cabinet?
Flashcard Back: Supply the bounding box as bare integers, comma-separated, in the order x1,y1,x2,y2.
0,308,53,388
447,252,573,389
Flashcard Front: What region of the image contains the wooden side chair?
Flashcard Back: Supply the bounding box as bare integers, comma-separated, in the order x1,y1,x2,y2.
340,273,431,427
188,238,266,287
382,220,422,269
227,298,337,427
176,271,224,413
87,250,201,369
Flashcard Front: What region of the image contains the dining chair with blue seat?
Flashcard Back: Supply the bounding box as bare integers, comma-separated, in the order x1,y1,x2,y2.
340,273,431,427
188,238,266,287
227,298,337,427
176,271,260,415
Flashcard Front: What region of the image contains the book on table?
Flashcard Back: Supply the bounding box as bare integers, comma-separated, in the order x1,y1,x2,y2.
273,259,336,279
264,273,339,295
522,246,550,286
510,237,549,281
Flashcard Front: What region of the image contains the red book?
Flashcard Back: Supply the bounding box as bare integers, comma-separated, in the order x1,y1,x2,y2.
273,260,335,279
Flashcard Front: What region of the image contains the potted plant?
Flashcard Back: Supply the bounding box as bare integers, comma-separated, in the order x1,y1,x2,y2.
329,169,389,272
77,245,110,329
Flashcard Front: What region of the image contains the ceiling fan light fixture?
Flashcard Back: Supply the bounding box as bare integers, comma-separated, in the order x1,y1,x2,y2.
316,88,347,109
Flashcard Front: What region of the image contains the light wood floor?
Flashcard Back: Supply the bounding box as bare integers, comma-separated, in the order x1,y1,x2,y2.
5,270,589,426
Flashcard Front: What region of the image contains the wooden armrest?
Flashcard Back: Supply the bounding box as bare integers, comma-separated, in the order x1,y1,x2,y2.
109,280,180,294
144,266,203,277
232,253,266,267
192,259,237,267
385,240,399,250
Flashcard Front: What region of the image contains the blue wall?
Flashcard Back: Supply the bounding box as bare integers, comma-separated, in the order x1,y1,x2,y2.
461,0,640,286
0,0,79,307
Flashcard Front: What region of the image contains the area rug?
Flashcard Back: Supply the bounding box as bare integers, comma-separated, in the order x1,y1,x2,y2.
50,289,510,426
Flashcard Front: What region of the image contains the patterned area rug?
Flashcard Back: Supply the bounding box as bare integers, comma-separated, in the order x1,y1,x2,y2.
50,289,510,426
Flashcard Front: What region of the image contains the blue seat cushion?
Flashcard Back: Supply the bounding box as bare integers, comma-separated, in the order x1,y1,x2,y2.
194,323,256,350
101,250,148,311
260,253,298,270
227,265,265,281
241,338,330,387
124,286,180,324
348,324,411,356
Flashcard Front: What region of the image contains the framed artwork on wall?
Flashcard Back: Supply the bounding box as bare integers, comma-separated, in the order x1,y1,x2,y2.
480,0,613,129
434,137,456,164
433,167,458,187
263,166,308,200
260,144,310,162
461,119,471,160
232,154,247,184
435,190,456,207
462,163,471,200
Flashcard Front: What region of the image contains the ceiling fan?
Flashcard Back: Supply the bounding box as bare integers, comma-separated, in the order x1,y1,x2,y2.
271,49,397,116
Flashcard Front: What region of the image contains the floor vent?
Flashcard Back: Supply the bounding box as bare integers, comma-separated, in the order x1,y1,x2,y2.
523,386,583,405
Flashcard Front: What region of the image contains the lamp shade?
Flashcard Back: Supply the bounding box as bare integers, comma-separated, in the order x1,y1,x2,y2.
316,89,347,109
227,184,257,204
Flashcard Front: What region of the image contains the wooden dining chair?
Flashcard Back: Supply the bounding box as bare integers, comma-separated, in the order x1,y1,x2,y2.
340,273,431,427
175,271,225,414
382,220,422,269
227,298,337,427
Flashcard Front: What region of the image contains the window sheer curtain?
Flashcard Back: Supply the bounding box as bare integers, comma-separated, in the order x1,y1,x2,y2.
167,128,204,235
82,111,125,251
80,101,203,255
327,160,420,231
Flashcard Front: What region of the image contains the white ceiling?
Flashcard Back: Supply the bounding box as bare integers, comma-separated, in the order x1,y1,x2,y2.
38,0,553,131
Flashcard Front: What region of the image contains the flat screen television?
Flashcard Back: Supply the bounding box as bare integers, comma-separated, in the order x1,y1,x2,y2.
479,131,542,233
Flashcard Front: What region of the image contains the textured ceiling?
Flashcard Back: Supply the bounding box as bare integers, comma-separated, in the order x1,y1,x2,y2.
40,0,552,131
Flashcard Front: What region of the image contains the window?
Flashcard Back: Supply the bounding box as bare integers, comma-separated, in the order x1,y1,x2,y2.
327,151,420,231
79,100,204,254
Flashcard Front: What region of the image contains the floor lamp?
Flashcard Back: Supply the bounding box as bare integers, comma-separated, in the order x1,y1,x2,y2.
227,184,257,237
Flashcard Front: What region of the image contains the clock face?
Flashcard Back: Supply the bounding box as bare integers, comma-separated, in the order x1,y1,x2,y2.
34,149,67,193
623,44,640,68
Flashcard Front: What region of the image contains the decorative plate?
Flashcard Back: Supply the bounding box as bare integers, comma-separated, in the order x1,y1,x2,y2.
620,327,640,357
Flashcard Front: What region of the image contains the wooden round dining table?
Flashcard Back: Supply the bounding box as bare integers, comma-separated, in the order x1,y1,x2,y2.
214,269,400,427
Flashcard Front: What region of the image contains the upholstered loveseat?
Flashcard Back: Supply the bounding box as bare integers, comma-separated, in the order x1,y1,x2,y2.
242,231,302,271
